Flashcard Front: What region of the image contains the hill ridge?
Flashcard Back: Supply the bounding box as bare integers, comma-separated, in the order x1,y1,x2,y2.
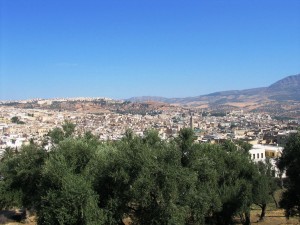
127,73,300,104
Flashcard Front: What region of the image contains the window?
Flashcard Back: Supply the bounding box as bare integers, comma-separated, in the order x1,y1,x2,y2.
253,154,255,159
257,153,259,159
261,153,264,158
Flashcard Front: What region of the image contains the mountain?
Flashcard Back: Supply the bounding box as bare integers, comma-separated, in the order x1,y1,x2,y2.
267,74,300,101
268,74,300,90
128,73,300,117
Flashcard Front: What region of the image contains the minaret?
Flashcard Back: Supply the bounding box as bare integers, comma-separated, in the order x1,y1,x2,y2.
190,115,194,130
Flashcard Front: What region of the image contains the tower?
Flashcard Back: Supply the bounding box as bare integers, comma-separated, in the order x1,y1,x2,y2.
190,115,194,130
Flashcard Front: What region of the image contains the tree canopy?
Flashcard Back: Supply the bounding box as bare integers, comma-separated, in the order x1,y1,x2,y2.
278,131,300,218
0,125,281,225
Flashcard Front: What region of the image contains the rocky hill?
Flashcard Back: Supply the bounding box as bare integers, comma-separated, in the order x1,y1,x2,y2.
267,74,300,101
128,73,300,118
3,73,300,118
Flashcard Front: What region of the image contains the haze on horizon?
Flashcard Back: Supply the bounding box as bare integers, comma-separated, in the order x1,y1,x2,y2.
0,0,300,101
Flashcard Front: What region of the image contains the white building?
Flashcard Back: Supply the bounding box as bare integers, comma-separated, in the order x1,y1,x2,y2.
249,144,285,178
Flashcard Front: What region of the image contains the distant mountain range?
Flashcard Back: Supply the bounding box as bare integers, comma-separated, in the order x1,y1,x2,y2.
128,73,300,118
128,73,300,104
2,73,300,119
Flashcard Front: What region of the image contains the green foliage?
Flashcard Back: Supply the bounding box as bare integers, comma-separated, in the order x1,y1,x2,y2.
215,152,256,225
187,145,222,224
252,160,278,220
0,180,22,209
48,127,65,144
62,120,76,138
235,140,252,153
176,128,196,167
11,116,19,123
0,128,281,225
143,129,161,147
222,140,238,152
38,153,104,225
48,121,76,144
0,144,47,210
221,140,252,154
10,116,25,124
278,131,300,217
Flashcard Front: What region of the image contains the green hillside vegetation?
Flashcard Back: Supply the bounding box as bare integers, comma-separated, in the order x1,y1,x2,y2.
0,123,299,225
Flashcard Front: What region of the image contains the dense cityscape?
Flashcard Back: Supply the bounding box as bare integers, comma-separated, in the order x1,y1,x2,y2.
1,0,300,224
1,97,299,147
0,97,300,224
1,97,299,177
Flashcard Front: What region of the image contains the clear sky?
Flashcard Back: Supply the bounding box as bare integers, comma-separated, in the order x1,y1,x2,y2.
0,0,300,100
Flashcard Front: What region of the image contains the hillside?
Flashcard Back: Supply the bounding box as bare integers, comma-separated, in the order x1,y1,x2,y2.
128,73,300,118
267,74,300,101
2,73,300,118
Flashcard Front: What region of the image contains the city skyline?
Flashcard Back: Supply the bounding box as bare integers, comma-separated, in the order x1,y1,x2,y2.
1,0,300,100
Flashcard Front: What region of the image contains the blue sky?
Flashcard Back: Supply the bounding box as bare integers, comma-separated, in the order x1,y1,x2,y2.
1,0,300,100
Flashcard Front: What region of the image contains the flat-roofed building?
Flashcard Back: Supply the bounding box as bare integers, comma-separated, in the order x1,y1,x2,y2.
249,144,284,178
